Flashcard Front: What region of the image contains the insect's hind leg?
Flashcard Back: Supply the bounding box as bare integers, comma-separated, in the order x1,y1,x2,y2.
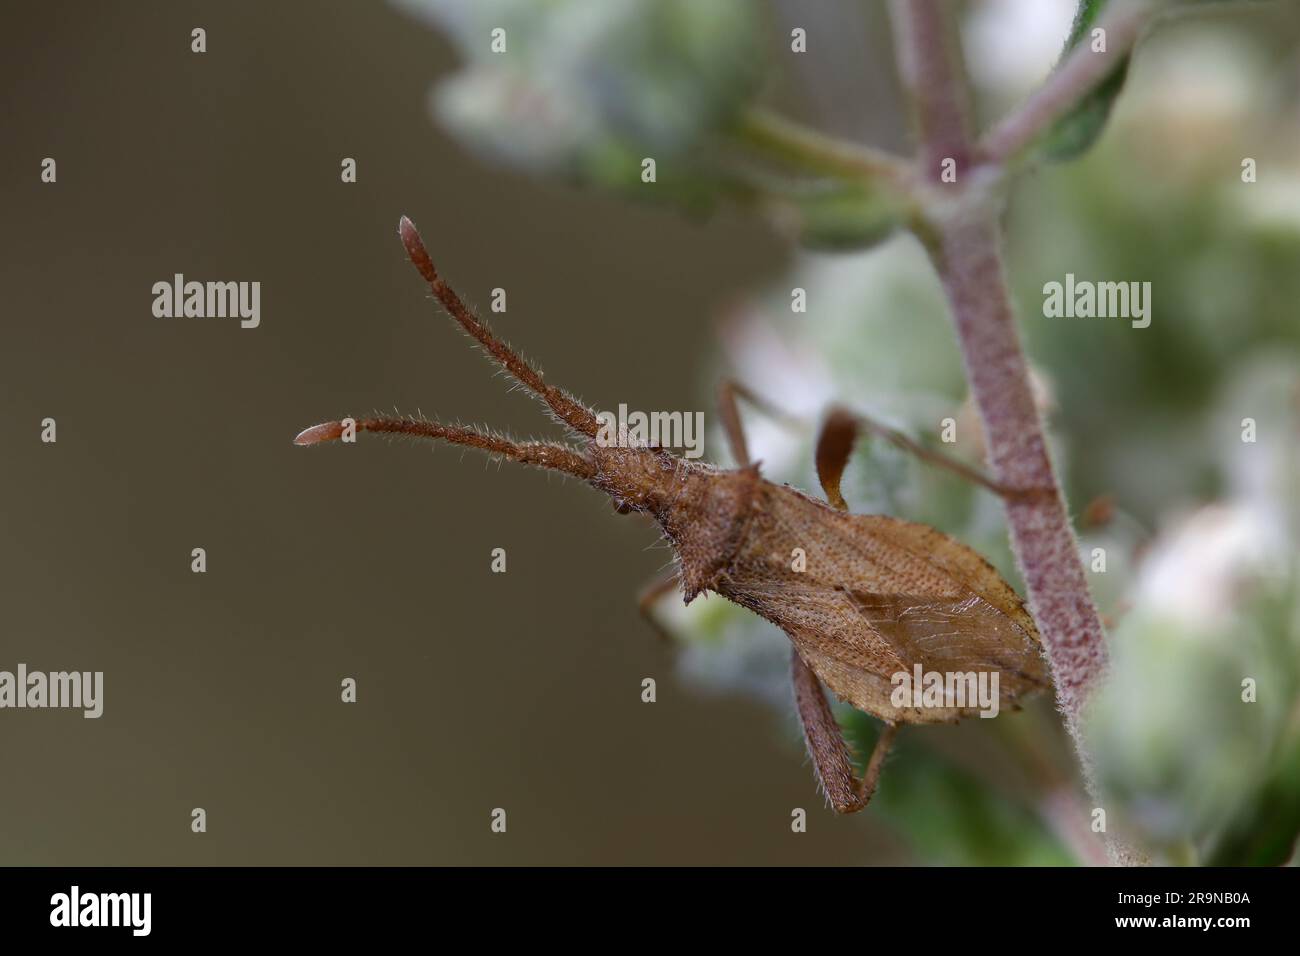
819,404,1052,504
815,408,858,511
718,381,1045,503
790,649,898,814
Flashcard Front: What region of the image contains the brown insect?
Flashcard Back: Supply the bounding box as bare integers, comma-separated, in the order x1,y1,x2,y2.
295,216,1050,813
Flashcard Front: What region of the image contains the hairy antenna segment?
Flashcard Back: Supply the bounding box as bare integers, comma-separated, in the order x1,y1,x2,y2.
397,216,600,438
293,416,595,480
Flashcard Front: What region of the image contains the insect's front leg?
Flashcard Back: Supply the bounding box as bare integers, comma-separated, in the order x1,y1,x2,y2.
791,649,898,814
716,378,803,468
636,573,680,643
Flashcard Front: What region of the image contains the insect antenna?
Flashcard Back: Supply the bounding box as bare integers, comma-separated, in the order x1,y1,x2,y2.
293,416,595,480
398,216,599,439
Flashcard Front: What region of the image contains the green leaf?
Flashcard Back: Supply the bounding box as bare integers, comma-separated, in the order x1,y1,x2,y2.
1038,0,1131,162
1034,0,1271,162
1203,734,1300,865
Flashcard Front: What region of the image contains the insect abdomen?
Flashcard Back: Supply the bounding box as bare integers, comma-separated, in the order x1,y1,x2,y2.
715,483,1048,723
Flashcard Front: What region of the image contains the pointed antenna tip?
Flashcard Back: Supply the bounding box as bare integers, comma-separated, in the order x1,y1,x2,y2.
397,214,437,283
294,422,344,446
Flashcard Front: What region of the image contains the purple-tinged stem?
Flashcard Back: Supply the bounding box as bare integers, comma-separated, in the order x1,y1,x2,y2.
887,0,1146,865
979,0,1155,167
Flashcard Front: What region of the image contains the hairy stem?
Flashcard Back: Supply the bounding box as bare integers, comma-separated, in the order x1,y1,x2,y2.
888,0,973,176
979,0,1155,166
930,214,1110,765
887,0,1145,865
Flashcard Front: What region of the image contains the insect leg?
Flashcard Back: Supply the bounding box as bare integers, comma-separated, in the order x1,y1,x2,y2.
717,385,1046,501
716,379,803,468
815,407,857,510
821,404,1051,501
791,649,898,813
637,573,681,643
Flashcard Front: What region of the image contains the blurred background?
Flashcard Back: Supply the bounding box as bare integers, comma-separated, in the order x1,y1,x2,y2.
1,0,1297,865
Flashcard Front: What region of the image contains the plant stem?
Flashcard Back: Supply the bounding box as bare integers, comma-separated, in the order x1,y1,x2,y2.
931,212,1110,759
732,107,913,185
887,0,1145,865
887,0,973,177
979,0,1155,166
